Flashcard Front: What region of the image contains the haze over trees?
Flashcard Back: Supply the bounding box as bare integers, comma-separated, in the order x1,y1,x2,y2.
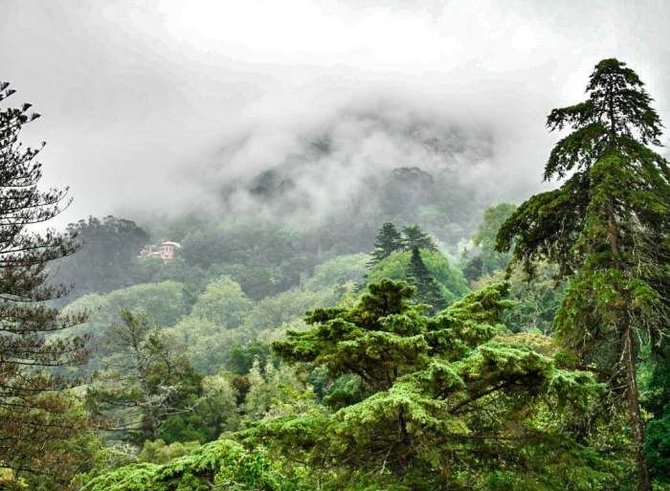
2,59,670,490
54,216,150,299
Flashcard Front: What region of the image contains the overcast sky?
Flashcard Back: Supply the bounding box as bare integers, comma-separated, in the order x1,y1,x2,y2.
1,0,669,226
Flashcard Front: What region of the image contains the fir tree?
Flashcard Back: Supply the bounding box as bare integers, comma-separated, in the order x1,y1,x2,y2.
367,222,403,267
497,58,670,490
0,82,91,478
270,280,617,489
401,224,437,252
409,246,445,313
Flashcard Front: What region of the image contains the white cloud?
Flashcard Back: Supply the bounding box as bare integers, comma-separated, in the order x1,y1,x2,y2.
1,0,668,227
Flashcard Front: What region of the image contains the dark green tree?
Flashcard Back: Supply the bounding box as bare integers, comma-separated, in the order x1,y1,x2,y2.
54,215,149,299
0,82,93,481
497,58,670,490
368,222,403,267
367,246,469,305
409,246,446,313
401,224,438,252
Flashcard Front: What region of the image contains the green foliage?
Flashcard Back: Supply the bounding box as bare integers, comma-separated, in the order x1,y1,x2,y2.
268,280,619,489
228,339,272,375
165,318,247,375
72,442,138,488
63,281,192,373
642,344,670,484
138,440,202,465
85,279,629,489
159,373,241,444
473,261,564,335
127,278,249,375
87,311,202,443
646,414,670,482
409,246,446,313
242,360,310,423
401,225,438,252
179,222,318,300
368,222,404,266
496,58,670,489
190,277,252,328
504,262,563,334
104,281,191,327
304,253,368,292
66,280,190,331
368,249,468,305
275,280,428,394
80,439,311,491
463,203,516,280
368,222,439,270
243,287,340,335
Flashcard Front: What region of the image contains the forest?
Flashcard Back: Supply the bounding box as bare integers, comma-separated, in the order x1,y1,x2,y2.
1,58,669,491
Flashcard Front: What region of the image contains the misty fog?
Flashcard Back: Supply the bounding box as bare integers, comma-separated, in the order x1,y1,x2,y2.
2,0,668,228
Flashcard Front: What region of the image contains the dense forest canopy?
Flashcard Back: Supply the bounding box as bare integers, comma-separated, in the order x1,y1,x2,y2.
1,56,670,491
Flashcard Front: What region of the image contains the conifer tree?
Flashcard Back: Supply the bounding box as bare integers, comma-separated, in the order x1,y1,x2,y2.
409,246,445,313
367,222,403,267
401,224,437,252
271,280,617,488
0,82,90,477
497,59,670,490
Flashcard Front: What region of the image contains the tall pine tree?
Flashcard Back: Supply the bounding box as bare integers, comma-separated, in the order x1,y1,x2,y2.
497,59,670,490
409,246,445,313
0,82,89,478
368,222,403,267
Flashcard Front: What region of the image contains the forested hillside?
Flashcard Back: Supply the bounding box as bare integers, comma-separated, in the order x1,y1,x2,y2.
1,58,670,491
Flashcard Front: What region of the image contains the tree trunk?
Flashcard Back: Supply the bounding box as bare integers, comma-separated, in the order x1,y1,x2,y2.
622,319,652,491
607,204,651,491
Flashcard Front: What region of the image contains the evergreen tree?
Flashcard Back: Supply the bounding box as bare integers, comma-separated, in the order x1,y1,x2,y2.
409,246,446,313
87,311,202,443
497,58,670,490
269,280,618,489
367,222,403,267
0,82,91,478
401,224,437,251
367,246,469,305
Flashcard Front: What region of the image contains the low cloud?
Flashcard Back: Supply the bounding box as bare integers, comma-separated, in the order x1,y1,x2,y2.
1,0,668,227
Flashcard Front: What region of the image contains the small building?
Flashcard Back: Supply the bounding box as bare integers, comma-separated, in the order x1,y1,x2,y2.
139,241,181,262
